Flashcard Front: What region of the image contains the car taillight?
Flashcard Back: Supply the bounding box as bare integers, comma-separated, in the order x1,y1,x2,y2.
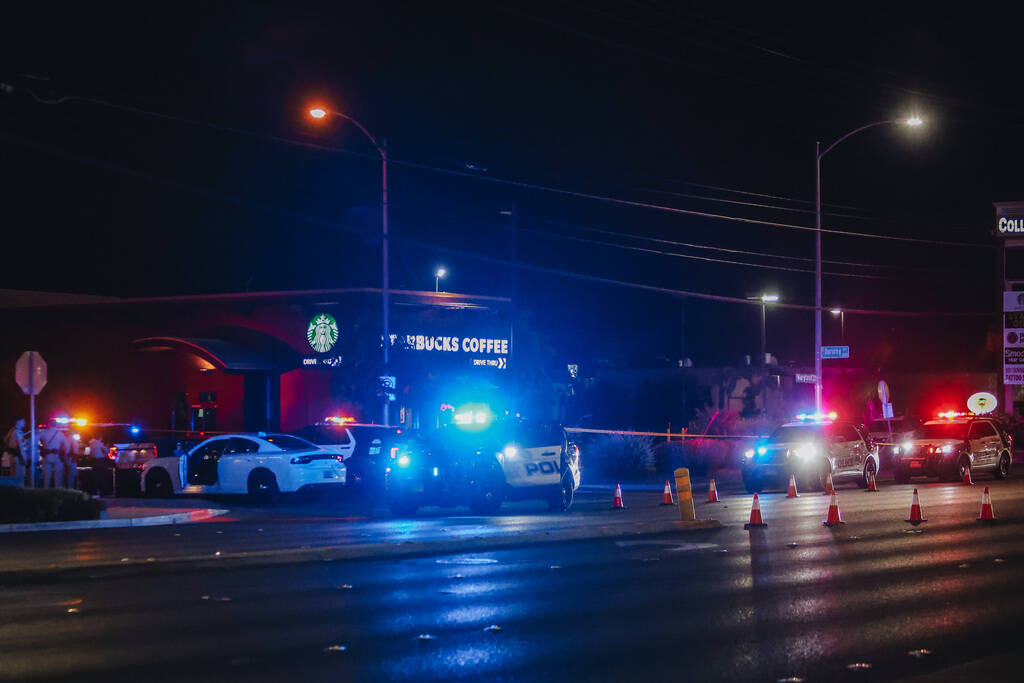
390,446,399,459
152,445,158,459
108,446,118,460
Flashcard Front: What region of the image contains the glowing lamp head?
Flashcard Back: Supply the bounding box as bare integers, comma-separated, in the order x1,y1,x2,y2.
906,116,923,127
435,266,448,279
830,308,842,315
309,107,328,119
761,294,779,303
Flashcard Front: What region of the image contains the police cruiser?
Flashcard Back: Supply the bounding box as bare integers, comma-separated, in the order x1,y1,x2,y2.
141,433,346,502
384,416,581,516
742,413,879,493
892,412,1012,484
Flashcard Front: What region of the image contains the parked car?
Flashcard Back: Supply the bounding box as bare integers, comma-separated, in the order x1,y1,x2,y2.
385,419,582,516
893,414,1012,483
867,417,922,470
742,414,879,493
72,423,158,496
294,422,418,494
141,433,346,502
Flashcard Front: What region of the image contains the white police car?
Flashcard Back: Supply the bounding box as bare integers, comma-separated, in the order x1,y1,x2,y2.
385,418,582,516
141,433,346,502
742,413,879,493
892,413,1012,484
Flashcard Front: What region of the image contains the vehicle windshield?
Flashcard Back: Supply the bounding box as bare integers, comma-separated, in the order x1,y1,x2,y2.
919,422,968,440
769,424,823,443
262,434,320,451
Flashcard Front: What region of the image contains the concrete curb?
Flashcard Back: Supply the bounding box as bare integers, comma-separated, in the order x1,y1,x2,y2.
0,516,722,584
0,508,228,533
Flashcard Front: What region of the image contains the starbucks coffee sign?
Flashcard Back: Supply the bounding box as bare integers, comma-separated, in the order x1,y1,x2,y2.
307,313,339,353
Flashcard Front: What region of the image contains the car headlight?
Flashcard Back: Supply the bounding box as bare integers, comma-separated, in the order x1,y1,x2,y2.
794,443,817,458
397,454,411,468
941,444,953,455
743,448,755,459
901,441,913,454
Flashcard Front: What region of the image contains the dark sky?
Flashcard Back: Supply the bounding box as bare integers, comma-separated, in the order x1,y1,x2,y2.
1,1,1021,370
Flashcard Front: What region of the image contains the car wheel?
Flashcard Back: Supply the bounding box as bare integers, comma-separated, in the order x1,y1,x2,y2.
954,456,972,483
995,451,1012,480
247,469,280,504
548,472,575,512
894,469,911,485
858,457,878,489
144,469,173,498
469,466,504,515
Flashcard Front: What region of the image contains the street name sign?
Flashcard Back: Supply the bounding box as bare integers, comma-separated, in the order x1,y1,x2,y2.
795,373,817,384
821,346,850,359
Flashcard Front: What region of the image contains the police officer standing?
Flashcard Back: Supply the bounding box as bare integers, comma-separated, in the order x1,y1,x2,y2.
87,434,113,496
3,418,28,485
38,422,71,488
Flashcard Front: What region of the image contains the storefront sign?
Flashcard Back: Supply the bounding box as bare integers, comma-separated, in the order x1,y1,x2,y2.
393,332,511,370
1004,293,1024,384
307,313,339,353
396,334,509,355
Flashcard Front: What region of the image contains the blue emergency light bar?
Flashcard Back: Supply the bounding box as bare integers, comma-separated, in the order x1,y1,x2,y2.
795,411,838,423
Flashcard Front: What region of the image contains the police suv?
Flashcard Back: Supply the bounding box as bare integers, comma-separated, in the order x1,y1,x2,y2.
892,413,1012,484
141,433,346,502
385,419,582,516
742,413,879,493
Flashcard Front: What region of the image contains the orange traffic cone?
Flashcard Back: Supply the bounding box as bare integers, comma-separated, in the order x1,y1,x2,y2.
707,479,720,503
611,483,626,510
962,466,974,486
823,491,844,526
823,473,835,496
977,486,996,522
660,481,674,506
786,474,799,498
744,493,767,528
906,487,927,525
865,470,878,492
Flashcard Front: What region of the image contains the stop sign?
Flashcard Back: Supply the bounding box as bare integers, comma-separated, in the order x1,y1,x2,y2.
15,351,47,396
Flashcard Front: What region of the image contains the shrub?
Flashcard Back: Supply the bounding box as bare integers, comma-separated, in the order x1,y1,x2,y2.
582,433,655,481
0,486,103,524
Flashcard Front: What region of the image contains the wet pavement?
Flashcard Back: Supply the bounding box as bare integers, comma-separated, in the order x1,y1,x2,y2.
1,475,1024,681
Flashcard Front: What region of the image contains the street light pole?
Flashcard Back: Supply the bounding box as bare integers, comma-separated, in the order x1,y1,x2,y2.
813,116,922,412
309,107,390,425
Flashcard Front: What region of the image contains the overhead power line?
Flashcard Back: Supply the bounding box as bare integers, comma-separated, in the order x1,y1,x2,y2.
0,129,994,318
9,85,994,250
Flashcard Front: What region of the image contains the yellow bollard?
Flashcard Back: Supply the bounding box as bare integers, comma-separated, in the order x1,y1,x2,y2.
674,467,696,522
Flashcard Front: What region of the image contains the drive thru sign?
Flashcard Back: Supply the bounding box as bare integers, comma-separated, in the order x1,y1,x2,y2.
15,351,46,488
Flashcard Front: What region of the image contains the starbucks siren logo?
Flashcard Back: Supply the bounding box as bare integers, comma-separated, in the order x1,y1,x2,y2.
307,313,339,353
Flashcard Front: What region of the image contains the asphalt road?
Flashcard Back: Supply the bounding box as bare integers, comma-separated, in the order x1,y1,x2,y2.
2,475,1024,681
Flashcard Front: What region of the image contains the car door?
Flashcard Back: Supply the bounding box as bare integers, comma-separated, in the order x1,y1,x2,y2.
503,422,562,487
219,437,261,492
975,422,1000,469
187,438,227,486
966,422,991,468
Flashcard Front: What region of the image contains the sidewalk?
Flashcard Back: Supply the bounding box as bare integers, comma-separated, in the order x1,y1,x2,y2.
0,505,227,533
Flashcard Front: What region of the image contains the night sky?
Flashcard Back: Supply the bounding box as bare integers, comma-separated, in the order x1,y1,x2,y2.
1,2,1022,371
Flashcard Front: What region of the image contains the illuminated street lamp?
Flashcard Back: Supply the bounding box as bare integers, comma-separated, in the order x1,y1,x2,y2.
814,115,924,411
308,104,391,425
830,308,845,343
435,266,448,292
